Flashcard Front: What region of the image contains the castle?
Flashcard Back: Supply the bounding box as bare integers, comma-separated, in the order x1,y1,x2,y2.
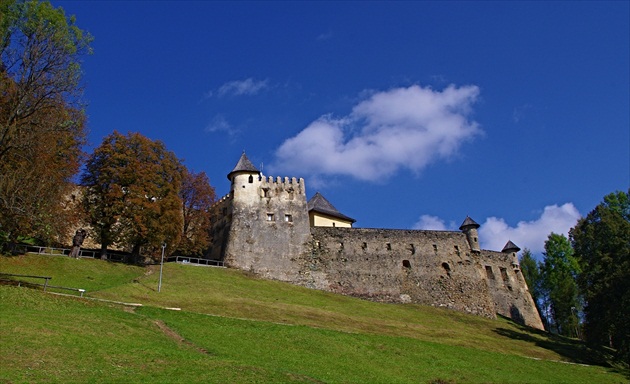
208,153,544,330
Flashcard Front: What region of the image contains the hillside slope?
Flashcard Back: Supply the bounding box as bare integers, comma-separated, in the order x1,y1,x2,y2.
1,254,626,383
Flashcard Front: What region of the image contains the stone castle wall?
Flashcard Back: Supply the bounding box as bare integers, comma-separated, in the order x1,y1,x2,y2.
298,227,496,318
220,175,311,282
209,154,544,330
291,227,543,328
479,249,543,328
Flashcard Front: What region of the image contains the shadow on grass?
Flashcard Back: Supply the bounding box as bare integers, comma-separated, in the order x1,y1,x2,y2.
493,315,629,378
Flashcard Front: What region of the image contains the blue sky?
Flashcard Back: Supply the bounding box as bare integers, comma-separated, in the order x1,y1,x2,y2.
57,1,629,256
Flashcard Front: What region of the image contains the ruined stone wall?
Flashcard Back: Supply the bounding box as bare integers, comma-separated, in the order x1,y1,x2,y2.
479,249,545,329
288,227,543,329
298,227,496,318
222,175,311,281
207,194,233,260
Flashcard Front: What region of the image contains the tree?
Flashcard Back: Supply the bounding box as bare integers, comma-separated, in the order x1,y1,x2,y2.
81,131,183,261
571,190,630,361
177,169,215,256
0,0,91,245
540,233,581,337
519,249,547,329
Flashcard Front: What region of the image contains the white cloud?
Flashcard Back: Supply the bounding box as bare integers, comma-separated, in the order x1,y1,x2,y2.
217,78,269,97
410,203,581,255
413,215,454,231
205,115,238,136
272,84,482,181
478,203,581,254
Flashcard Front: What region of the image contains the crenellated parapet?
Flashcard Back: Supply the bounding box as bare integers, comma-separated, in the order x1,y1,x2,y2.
258,176,306,199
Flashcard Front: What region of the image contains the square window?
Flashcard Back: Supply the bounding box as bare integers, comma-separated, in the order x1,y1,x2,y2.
284,214,293,222
266,213,275,221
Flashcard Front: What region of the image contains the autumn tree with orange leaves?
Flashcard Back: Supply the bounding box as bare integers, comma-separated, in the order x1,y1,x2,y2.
0,0,91,245
178,169,215,256
81,131,184,261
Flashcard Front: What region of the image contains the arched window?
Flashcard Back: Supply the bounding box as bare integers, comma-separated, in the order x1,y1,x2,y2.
248,175,253,183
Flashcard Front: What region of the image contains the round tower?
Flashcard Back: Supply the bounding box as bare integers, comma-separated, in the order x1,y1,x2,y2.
227,152,261,202
502,239,521,262
459,216,481,253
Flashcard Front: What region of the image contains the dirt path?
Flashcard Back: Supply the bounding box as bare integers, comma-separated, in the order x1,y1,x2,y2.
153,319,211,355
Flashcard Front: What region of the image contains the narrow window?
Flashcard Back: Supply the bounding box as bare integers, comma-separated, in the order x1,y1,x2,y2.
442,262,451,274
402,260,411,269
409,244,415,255
262,188,270,197
248,175,253,183
500,267,509,283
485,266,495,280
332,222,336,227
339,242,344,250
433,244,438,253
454,245,460,256
266,213,275,221
284,214,293,223
362,242,367,250
386,243,392,251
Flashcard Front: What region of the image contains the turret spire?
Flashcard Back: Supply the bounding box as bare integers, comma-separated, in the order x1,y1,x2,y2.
227,152,260,180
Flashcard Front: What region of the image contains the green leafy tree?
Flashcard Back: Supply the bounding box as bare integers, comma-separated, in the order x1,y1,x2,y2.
540,233,581,337
0,0,91,245
81,131,183,261
571,190,630,361
177,169,215,256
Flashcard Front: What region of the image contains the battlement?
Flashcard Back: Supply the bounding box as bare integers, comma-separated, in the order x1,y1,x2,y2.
211,193,232,208
258,176,306,198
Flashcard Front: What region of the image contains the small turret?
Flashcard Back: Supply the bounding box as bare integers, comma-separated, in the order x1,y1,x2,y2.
502,240,520,253
502,240,521,270
227,151,260,182
459,216,481,252
227,152,261,200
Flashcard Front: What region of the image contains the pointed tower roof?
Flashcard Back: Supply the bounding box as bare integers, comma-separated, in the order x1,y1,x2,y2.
308,192,356,223
459,216,480,230
502,240,521,253
227,152,260,180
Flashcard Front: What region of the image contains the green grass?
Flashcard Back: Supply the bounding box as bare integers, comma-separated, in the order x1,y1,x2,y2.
0,254,627,383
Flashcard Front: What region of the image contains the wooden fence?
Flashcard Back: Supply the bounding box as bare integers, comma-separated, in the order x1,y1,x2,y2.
10,244,224,268
0,273,85,297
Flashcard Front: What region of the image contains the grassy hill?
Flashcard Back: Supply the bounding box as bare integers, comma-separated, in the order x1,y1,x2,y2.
0,254,627,383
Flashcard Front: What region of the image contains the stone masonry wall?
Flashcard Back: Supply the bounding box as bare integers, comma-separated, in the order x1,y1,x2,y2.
223,175,311,282
479,249,544,329
290,227,543,329
299,227,496,318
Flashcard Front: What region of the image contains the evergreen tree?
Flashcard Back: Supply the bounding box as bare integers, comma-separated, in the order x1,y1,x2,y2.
571,190,630,361
540,233,581,337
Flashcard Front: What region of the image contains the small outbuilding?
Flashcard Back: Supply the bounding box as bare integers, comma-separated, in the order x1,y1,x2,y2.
307,192,356,228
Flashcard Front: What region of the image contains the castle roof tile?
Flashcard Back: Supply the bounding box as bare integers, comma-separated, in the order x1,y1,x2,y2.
227,152,260,180
502,240,521,253
459,216,480,230
308,192,356,223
